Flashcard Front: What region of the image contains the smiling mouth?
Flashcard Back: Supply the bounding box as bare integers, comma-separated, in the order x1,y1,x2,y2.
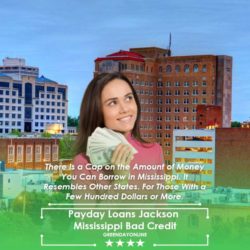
117,115,133,122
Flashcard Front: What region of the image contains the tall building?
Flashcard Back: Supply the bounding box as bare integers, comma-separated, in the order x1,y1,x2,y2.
94,47,232,164
0,58,68,134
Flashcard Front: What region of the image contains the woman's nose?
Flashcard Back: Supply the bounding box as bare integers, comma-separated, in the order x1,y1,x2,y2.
119,102,128,113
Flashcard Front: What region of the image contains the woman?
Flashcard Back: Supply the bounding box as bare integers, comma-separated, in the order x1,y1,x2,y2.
73,72,164,200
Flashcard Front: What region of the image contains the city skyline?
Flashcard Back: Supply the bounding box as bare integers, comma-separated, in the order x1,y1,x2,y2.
0,0,249,121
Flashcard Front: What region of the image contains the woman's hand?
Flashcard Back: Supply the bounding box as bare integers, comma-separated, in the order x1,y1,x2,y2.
111,144,134,178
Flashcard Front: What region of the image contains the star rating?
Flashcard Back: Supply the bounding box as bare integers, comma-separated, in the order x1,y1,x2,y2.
137,239,144,247
105,239,113,247
127,239,134,247
105,239,144,247
117,239,124,247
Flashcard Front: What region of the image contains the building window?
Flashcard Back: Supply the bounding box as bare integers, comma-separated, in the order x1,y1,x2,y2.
184,64,190,73
157,90,163,96
165,134,171,138
175,90,181,96
156,124,162,130
202,81,207,86
166,98,171,104
157,81,163,87
166,65,172,73
193,89,198,96
52,145,59,161
156,133,162,138
166,107,171,113
26,145,33,162
25,82,32,105
8,145,15,163
166,90,171,96
175,107,180,113
17,145,24,163
25,107,32,119
165,82,171,87
175,65,180,73
184,82,189,87
157,99,162,104
193,98,198,104
175,81,180,87
35,145,42,162
166,125,171,130
202,64,207,72
157,107,162,112
193,64,199,72
44,145,51,162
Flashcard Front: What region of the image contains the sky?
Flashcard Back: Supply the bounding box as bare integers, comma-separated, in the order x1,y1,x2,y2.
0,0,249,121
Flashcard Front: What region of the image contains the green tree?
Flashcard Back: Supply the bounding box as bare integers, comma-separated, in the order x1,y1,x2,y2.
41,131,52,138
59,134,75,159
9,129,21,137
231,121,241,127
55,176,72,194
67,116,79,127
12,191,50,224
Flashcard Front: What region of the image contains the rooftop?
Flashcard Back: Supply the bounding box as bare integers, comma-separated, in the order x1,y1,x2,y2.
95,50,145,62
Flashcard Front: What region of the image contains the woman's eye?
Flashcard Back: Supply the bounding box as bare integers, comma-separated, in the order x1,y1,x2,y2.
126,95,133,101
108,100,116,106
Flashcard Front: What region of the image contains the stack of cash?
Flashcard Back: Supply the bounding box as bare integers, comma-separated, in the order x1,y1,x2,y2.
86,127,137,165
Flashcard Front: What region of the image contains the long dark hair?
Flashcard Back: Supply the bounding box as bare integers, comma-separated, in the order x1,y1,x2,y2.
75,72,146,155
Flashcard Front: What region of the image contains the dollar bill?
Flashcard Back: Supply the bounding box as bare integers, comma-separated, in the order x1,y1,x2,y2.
86,127,137,165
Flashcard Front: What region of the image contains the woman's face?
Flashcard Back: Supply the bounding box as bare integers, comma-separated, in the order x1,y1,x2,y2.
101,79,138,135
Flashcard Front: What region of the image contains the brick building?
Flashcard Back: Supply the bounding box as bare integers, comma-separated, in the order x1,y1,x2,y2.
0,138,59,169
95,47,232,164
196,105,222,129
215,128,250,189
